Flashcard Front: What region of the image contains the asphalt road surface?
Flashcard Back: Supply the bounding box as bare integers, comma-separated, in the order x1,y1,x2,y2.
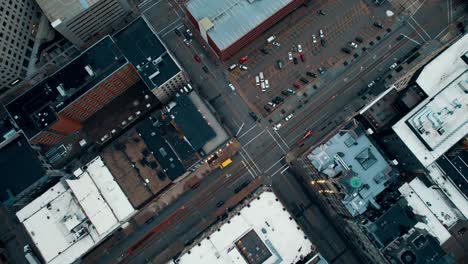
84,0,464,263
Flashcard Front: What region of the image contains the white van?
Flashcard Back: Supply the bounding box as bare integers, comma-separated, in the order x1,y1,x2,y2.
261,82,266,92
228,64,237,71
255,76,260,86
228,83,235,91
267,36,276,43
259,72,264,81
265,80,270,88
240,65,248,71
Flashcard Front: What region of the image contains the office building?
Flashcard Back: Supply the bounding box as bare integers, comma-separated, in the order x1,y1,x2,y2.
0,0,41,92
35,0,135,47
185,0,306,61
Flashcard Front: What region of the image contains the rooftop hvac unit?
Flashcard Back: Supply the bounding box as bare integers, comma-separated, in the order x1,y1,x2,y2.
153,56,163,65
84,65,95,76
56,84,67,97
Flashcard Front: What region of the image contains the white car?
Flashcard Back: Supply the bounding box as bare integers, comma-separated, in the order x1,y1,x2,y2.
390,62,398,70
273,123,282,131
240,65,248,70
267,102,276,107
367,81,375,88
349,42,358,49
183,39,190,46
273,41,281,47
265,80,270,88
312,34,317,44
284,113,294,121
319,29,324,39
288,51,293,61
297,44,303,53
228,83,235,91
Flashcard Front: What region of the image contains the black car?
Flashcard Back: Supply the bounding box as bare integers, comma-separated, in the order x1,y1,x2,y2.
272,96,283,104
341,47,352,54
202,66,209,73
373,21,384,29
174,28,182,36
318,9,328,15
299,77,309,84
216,201,224,207
317,67,327,75
249,112,258,121
281,90,290,96
306,71,316,78
355,36,364,43
320,39,326,47
260,48,269,55
358,88,369,96
293,57,299,64
264,105,272,112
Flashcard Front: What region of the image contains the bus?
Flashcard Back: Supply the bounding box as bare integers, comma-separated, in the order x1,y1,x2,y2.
220,158,233,169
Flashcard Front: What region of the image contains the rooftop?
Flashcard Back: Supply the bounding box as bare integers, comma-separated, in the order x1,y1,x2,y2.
307,121,395,216
5,37,128,139
36,0,103,26
16,156,134,264
383,228,453,264
176,191,321,264
436,153,468,198
365,199,418,248
416,34,468,97
113,18,181,90
0,133,46,204
399,178,457,244
392,71,467,167
186,0,294,51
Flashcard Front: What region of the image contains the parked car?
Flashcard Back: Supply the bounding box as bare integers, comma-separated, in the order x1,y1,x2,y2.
293,82,301,89
267,102,276,107
284,113,294,121
317,67,327,75
318,9,328,15
249,112,258,121
228,83,235,91
202,66,209,73
389,62,398,69
174,28,182,36
367,81,375,88
297,44,303,52
373,21,384,29
312,34,317,43
273,123,282,131
306,71,316,78
293,57,298,64
277,59,284,69
320,39,326,47
260,48,269,54
282,90,290,96
341,47,352,54
300,77,309,84
299,53,305,62
288,52,293,61
355,36,364,43
287,88,296,94
216,201,224,207
348,42,358,49
319,29,324,39
264,105,272,112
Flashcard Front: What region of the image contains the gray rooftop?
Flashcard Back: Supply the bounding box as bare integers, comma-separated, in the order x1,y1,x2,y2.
36,0,102,25
186,0,293,50
307,121,396,216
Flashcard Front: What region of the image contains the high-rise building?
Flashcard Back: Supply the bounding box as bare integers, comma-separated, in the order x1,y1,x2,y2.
34,0,135,47
0,0,41,93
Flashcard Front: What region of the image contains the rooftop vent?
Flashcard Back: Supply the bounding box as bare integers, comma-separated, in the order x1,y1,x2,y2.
84,65,95,77
56,84,66,97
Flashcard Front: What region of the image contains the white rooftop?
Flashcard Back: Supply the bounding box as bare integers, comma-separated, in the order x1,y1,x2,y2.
186,0,293,51
392,70,467,167
416,34,468,97
16,156,135,264
399,178,456,244
175,191,322,264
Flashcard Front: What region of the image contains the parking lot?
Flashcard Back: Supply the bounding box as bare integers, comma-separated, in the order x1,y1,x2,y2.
226,0,395,116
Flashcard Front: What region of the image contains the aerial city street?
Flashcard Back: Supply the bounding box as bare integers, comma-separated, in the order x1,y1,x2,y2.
0,0,467,263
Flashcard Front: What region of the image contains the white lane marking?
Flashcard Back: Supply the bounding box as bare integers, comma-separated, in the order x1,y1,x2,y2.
273,128,289,150
161,22,184,37
280,166,290,174
241,160,256,179
241,148,262,174
239,151,256,177
406,19,427,42
243,128,266,147
270,164,289,178
141,0,163,13
264,156,285,173
266,128,287,154
235,122,245,137
410,17,431,40
400,33,422,45
157,17,182,34
410,0,426,16
238,124,259,139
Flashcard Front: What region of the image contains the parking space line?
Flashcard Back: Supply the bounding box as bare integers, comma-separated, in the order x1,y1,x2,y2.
266,128,287,154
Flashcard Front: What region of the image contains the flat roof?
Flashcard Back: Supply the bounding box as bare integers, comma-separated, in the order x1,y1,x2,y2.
35,0,103,26
186,0,294,51
392,71,467,167
307,121,395,216
416,34,468,97
437,153,468,198
176,191,319,264
113,18,181,90
6,37,127,139
16,156,134,264
0,133,46,203
169,94,216,152
399,178,455,244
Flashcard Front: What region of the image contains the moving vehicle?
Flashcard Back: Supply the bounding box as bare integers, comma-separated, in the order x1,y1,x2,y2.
296,130,313,145
288,52,293,61
190,181,201,189
389,62,398,69
220,158,233,169
216,201,225,207
174,28,182,36
202,66,209,73
228,83,235,91
194,55,201,63
367,81,375,88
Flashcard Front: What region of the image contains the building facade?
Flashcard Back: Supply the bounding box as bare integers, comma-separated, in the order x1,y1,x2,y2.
35,0,135,47
0,0,40,93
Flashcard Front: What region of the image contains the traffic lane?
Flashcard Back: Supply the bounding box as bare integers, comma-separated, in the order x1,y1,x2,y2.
272,170,360,263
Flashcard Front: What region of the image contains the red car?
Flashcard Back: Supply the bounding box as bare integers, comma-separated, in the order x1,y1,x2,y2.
300,53,305,62
239,56,248,64
296,130,313,145
194,55,201,63
293,82,301,89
